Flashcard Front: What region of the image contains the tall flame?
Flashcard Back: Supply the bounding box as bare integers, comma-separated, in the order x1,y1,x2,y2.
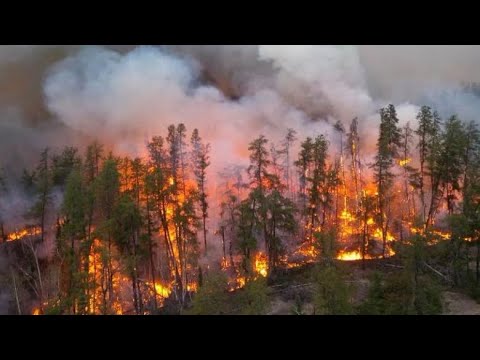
254,252,268,277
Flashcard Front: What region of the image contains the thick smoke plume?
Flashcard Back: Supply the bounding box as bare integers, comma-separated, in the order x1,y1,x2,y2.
1,45,480,235
1,45,480,311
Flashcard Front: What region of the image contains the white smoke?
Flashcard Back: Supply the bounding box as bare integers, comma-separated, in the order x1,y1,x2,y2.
44,46,322,170
259,45,373,122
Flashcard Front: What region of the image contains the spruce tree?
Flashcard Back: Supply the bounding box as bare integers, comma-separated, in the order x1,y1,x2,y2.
373,105,401,257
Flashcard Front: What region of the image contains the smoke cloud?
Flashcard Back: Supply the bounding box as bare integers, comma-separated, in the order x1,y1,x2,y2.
0,45,480,228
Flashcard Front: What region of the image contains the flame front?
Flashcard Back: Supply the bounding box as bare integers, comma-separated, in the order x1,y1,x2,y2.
337,250,364,261
7,226,41,242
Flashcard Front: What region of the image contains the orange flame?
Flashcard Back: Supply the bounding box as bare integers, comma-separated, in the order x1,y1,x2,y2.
337,250,365,261
32,307,41,315
7,227,41,242
254,252,268,277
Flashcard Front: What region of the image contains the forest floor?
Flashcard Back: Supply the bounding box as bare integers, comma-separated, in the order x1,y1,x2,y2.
265,259,480,315
442,291,480,315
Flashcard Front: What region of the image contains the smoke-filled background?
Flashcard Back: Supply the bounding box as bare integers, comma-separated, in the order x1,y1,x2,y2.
1,44,480,235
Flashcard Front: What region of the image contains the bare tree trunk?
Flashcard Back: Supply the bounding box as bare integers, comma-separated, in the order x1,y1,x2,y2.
29,238,44,310
11,268,22,315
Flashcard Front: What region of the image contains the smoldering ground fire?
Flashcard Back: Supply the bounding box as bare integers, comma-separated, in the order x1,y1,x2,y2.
1,45,480,315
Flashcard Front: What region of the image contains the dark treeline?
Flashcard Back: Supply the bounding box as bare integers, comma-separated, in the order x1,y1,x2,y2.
1,104,480,315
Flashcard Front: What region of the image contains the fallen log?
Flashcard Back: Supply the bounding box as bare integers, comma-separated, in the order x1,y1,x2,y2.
384,263,404,269
423,262,452,283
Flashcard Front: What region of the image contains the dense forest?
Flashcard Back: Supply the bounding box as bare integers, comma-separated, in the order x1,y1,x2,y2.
1,103,480,315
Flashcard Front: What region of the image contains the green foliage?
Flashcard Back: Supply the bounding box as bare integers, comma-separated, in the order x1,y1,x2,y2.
188,272,230,315
62,168,86,241
314,229,337,263
265,188,297,268
236,277,270,315
112,195,143,253
373,104,402,256
414,277,443,315
357,270,442,315
51,146,81,188
43,302,63,315
96,157,120,221
191,128,210,253
25,147,52,242
357,272,386,315
237,198,257,269
313,265,353,315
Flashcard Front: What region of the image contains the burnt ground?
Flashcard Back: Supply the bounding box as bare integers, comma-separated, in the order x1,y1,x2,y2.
262,258,480,315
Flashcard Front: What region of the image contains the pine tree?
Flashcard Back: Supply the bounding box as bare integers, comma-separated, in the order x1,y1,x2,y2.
439,115,466,215
59,167,87,314
425,111,443,229
247,134,270,250
147,135,182,300
82,141,103,313
295,137,314,240
190,129,210,255
95,156,120,314
347,117,361,212
358,192,375,269
281,128,297,199
373,105,401,257
264,188,296,270
309,135,329,238
334,120,347,226
415,106,434,223
27,148,52,244
51,147,81,189
112,194,144,314
400,122,419,234
246,135,295,272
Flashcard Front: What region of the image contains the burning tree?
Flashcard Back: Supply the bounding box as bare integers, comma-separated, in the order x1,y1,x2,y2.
190,129,210,256
3,99,480,315
244,135,296,275
373,104,401,258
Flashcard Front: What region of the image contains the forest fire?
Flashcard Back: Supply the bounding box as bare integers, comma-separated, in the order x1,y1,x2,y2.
154,283,172,298
32,307,41,315
372,228,395,242
336,250,364,261
6,226,41,242
254,253,268,277
1,93,478,316
2,45,480,316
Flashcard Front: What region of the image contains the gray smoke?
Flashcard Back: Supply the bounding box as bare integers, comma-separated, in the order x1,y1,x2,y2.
0,45,479,228
1,45,480,311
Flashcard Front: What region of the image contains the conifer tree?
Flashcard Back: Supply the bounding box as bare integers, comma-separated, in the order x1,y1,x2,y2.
373,105,401,257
